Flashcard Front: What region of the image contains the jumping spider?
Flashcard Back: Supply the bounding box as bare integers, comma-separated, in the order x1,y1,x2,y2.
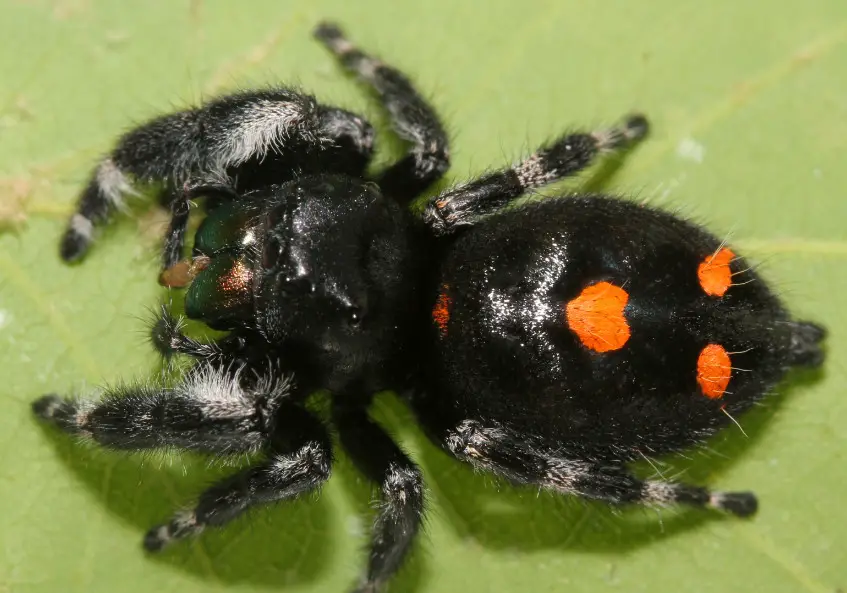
32,22,826,593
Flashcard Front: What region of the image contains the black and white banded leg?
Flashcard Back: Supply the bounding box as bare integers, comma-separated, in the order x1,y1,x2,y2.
333,399,425,593
32,365,335,551
445,420,757,517
60,90,375,264
315,22,451,200
144,405,332,551
423,114,649,234
32,362,292,454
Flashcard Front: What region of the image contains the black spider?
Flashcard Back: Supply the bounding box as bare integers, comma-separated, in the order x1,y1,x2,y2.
32,22,826,593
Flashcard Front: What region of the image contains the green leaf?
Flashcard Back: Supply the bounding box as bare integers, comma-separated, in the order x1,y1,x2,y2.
1,1,845,592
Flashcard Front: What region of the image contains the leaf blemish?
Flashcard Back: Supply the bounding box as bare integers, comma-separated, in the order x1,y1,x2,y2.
676,138,706,163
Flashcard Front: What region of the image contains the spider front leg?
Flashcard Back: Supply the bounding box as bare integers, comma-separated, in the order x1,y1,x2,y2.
32,362,290,453
32,367,334,551
60,90,375,265
423,114,648,234
315,22,451,200
333,399,425,593
445,420,757,517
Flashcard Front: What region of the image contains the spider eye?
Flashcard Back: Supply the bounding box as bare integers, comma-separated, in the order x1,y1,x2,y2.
283,276,314,296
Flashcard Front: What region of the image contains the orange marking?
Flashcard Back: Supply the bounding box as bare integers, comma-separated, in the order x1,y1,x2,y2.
698,248,735,296
565,282,631,352
697,344,731,399
432,284,452,337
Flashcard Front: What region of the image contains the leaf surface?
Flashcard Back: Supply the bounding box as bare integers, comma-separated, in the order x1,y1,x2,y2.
1,2,845,592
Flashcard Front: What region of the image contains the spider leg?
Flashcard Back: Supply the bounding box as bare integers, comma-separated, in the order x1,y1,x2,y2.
31,362,291,454
143,405,331,551
318,106,376,175
149,303,227,360
315,22,450,201
423,114,648,235
148,305,280,388
60,90,374,263
333,398,425,593
444,419,757,517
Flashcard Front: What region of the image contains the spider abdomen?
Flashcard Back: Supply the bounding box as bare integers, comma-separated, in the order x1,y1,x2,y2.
426,195,796,458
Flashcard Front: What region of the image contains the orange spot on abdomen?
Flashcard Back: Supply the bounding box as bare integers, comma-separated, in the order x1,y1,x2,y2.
698,248,735,296
697,344,731,399
432,284,452,337
565,281,631,352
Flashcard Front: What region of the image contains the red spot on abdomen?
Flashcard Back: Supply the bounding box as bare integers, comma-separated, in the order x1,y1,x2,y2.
697,344,731,399
698,248,735,296
565,281,631,353
432,284,452,337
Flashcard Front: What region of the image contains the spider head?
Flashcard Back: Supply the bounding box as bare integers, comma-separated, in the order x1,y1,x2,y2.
253,176,410,345
171,175,413,371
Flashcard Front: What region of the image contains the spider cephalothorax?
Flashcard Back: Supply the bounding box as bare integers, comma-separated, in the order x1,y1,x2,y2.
33,22,825,593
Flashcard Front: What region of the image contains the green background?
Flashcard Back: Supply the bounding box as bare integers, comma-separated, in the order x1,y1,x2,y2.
1,1,845,592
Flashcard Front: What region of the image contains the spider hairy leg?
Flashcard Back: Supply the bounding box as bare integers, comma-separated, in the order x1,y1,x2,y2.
423,113,648,233
148,304,220,359
333,400,425,593
59,89,318,263
59,91,377,265
145,408,332,551
31,363,289,453
314,21,450,200
446,420,757,517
